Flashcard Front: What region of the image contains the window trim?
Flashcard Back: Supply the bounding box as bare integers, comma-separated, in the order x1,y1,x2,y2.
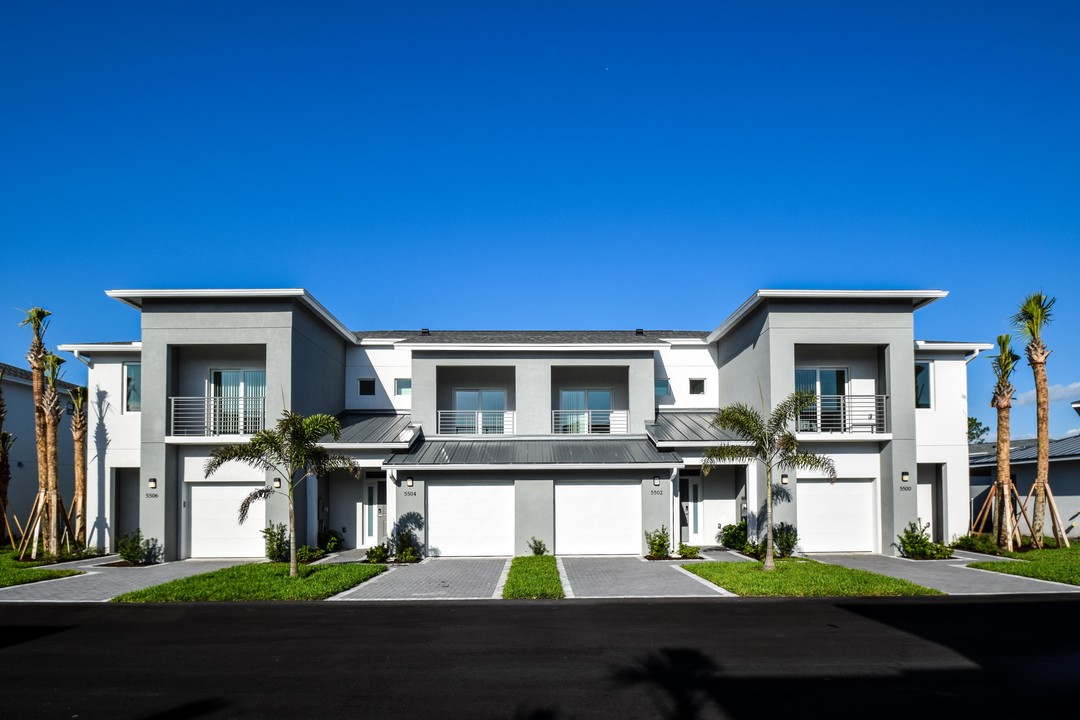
914,361,933,410
123,362,142,414
357,378,377,397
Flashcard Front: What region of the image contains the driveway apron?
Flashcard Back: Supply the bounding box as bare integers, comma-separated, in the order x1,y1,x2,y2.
812,551,1080,595
330,558,507,601
560,557,732,598
0,557,250,602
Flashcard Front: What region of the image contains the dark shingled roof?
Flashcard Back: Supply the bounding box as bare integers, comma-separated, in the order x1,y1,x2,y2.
328,413,417,446
971,436,1080,465
0,361,83,392
645,411,743,445
353,330,708,344
385,438,682,467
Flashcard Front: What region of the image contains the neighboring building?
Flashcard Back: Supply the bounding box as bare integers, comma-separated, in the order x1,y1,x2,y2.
970,435,1080,540
0,362,81,530
59,288,988,560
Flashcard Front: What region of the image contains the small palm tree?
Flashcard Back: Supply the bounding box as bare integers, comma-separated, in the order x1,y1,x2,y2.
69,387,88,546
989,334,1020,551
19,308,51,511
205,410,362,577
1011,292,1055,547
703,390,836,570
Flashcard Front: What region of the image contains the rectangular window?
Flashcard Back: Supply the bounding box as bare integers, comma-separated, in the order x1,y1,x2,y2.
655,378,670,396
124,363,142,412
358,378,376,396
689,378,706,395
914,362,932,409
394,379,412,396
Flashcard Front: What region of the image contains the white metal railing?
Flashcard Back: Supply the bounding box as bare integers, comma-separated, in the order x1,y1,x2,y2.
797,395,888,434
437,410,516,435
170,396,266,436
552,409,629,434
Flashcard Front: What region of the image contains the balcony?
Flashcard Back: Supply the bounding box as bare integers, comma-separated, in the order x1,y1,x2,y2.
552,410,629,435
437,410,516,435
797,395,888,434
170,396,266,436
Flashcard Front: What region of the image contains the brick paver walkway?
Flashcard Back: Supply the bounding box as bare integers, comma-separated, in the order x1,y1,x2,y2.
0,556,251,602
559,557,733,598
330,558,508,601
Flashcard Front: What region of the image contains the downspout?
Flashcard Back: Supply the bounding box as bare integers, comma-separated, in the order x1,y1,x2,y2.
71,350,93,368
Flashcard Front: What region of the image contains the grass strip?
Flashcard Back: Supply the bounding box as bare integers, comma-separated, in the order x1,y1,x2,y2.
968,543,1080,586
502,556,564,599
113,562,386,602
0,547,84,588
683,558,942,597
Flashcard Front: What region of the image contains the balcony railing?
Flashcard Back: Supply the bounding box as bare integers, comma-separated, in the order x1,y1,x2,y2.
437,410,516,435
170,396,266,436
552,410,629,435
797,395,888,434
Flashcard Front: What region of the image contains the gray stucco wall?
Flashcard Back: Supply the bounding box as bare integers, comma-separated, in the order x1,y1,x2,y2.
515,478,553,555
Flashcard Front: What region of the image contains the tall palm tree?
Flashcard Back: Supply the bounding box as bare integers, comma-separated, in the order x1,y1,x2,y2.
41,352,65,556
19,308,51,517
703,390,836,570
989,334,1020,551
1012,292,1055,547
69,387,88,546
0,432,13,545
205,410,363,577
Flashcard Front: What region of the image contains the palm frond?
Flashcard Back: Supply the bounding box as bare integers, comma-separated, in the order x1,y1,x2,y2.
42,352,65,387
701,443,758,475
204,443,284,478
768,390,817,437
238,486,277,524
303,413,342,443
18,307,51,335
68,386,87,413
778,450,837,479
1011,292,1055,340
712,403,766,445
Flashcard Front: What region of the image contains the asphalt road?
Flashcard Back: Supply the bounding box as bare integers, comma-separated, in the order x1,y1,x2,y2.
3,596,1079,719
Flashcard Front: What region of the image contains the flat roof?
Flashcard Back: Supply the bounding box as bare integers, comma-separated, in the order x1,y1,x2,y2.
58,341,142,353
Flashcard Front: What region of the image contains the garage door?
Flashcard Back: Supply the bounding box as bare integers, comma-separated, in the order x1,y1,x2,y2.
189,482,266,558
555,481,642,555
797,478,876,553
427,481,514,556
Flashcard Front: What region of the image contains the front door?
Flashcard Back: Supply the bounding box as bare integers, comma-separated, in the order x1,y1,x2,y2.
362,478,381,547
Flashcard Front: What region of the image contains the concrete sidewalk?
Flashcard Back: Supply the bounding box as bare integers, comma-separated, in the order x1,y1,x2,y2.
0,556,250,602
812,551,1080,595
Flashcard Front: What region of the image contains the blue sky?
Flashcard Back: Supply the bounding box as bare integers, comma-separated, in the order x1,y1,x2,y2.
2,1,1078,439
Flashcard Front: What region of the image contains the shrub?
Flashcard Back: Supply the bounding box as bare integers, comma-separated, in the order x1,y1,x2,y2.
952,533,999,555
117,529,160,565
527,536,548,556
395,546,420,563
317,529,344,553
896,520,953,560
773,522,799,558
677,543,701,559
720,521,747,549
393,527,418,557
365,543,390,563
644,526,671,559
743,538,766,560
296,545,326,564
261,523,289,562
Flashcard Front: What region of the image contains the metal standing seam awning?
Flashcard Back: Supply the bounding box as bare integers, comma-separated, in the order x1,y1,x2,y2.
384,438,682,471
645,411,747,447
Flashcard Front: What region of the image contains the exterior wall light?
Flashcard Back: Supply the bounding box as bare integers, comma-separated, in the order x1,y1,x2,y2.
781,474,789,485
901,471,910,483
273,478,282,489
148,477,157,489
653,476,660,487
406,477,414,487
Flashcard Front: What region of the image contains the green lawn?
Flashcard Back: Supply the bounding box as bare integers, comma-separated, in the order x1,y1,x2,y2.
0,546,84,588
968,542,1080,586
113,562,387,602
683,558,942,597
502,556,564,599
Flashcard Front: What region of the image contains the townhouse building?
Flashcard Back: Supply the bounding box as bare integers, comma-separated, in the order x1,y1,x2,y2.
59,288,987,560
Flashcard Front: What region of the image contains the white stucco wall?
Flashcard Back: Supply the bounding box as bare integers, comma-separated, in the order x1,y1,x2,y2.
654,340,720,410
345,343,413,412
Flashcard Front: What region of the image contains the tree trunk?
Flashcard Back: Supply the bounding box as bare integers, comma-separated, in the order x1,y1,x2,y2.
763,466,775,571
45,410,60,557
29,343,47,528
72,412,87,546
1031,351,1049,548
288,487,298,578
994,400,1013,551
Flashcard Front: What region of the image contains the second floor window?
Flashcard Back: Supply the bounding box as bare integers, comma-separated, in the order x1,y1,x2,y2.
689,378,706,395
395,379,412,396
358,378,376,396
124,363,142,413
914,362,932,409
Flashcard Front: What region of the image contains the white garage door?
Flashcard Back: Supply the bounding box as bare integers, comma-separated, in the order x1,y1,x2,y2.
555,481,642,555
427,481,515,556
797,478,877,553
189,482,266,558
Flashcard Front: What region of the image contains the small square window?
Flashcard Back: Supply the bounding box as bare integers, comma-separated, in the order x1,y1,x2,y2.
358,378,376,396
654,378,670,396
395,379,412,396
689,378,706,395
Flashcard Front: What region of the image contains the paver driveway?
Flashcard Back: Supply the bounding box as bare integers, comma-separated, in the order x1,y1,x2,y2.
330,558,508,601
0,556,250,602
559,557,733,598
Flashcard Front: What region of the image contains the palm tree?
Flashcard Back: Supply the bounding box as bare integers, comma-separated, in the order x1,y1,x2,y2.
989,334,1020,551
41,352,65,556
703,390,836,570
69,387,88,546
19,308,51,519
0,432,13,545
1012,292,1055,547
204,410,362,577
